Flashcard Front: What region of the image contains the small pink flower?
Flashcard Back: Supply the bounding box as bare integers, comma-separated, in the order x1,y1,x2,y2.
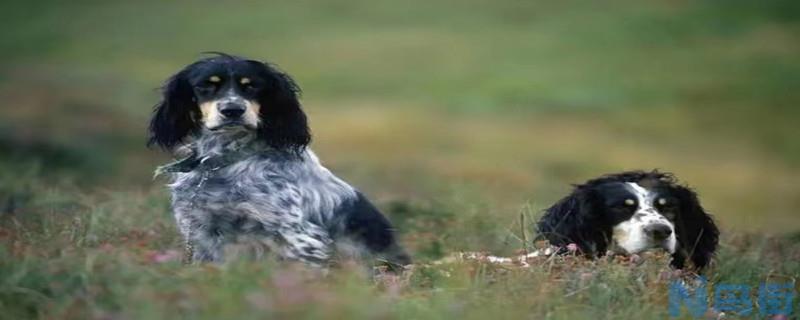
566,243,578,252
146,250,181,263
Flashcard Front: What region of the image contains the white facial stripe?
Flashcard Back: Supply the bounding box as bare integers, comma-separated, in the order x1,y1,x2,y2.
626,182,654,212
611,183,678,254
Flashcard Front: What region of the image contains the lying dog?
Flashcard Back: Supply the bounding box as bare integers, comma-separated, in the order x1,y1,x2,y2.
536,170,719,270
148,53,410,268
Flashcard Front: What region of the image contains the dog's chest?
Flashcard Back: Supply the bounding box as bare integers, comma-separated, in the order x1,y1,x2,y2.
171,161,285,214
168,154,356,229
172,171,248,208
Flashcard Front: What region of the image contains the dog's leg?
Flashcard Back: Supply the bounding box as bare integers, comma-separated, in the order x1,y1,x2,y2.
247,206,333,267
176,214,200,264
176,214,224,263
190,234,226,263
279,223,333,267
183,238,195,265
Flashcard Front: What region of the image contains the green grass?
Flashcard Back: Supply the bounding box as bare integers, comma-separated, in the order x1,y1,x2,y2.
1,179,799,319
1,0,800,318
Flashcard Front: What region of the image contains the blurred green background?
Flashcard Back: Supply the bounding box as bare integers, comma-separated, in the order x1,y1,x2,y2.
3,0,798,231
1,1,800,318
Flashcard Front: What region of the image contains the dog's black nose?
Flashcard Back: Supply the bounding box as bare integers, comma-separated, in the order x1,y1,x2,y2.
645,224,673,240
219,102,246,118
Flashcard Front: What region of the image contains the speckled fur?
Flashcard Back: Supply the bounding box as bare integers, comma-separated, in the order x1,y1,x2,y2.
168,130,405,266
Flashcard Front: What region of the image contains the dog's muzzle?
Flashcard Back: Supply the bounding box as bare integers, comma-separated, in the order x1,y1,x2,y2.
644,223,672,241
219,99,247,120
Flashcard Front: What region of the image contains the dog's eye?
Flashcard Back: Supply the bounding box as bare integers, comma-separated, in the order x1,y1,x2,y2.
242,83,260,93
194,84,216,96
624,199,636,206
239,78,260,91
655,197,677,208
195,79,220,92
239,77,258,91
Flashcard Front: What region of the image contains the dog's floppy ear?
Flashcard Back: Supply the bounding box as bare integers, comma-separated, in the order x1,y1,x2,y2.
536,187,609,256
148,70,200,150
671,185,719,270
255,63,311,152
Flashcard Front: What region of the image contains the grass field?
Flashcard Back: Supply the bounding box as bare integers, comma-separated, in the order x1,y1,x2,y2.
1,0,799,318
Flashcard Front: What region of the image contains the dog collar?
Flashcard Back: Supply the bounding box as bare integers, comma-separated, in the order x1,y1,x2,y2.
153,148,254,178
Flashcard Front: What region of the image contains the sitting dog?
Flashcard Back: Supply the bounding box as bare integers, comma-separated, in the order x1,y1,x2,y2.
536,170,719,269
148,53,410,268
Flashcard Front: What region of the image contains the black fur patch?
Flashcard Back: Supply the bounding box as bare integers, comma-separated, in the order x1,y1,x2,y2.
330,192,412,266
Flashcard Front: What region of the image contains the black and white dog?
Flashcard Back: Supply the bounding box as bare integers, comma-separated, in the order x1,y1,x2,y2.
148,53,410,268
536,171,719,270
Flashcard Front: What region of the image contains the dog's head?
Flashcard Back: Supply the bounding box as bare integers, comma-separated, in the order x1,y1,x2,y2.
148,53,310,152
537,170,719,269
